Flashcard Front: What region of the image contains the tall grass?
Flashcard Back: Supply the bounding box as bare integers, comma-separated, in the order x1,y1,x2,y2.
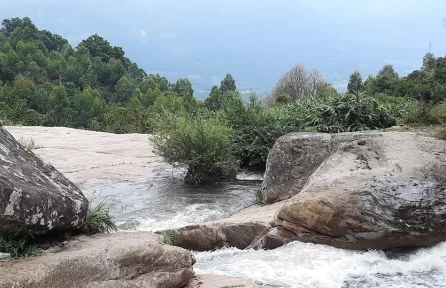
81,203,117,235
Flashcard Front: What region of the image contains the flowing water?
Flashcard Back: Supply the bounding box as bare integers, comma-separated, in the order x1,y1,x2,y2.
83,170,446,288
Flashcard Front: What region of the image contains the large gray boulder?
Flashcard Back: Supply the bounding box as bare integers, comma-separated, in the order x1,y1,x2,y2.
263,132,331,203
260,132,446,250
0,125,88,235
0,232,195,288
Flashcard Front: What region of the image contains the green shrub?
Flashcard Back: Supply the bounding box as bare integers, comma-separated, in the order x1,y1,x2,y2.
404,102,442,125
431,101,446,124
221,93,305,170
308,93,396,133
373,93,414,124
0,234,40,258
153,109,238,184
81,203,118,235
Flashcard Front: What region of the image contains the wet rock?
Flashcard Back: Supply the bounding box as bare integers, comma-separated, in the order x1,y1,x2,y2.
261,132,446,250
0,125,88,235
164,221,270,251
185,274,262,288
0,232,195,288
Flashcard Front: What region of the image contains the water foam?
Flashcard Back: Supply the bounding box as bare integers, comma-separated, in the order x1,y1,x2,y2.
194,241,446,288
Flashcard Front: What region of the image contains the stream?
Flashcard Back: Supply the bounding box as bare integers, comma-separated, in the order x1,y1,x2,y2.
83,171,446,288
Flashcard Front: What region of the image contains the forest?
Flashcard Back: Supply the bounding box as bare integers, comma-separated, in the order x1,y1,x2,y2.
1,17,445,184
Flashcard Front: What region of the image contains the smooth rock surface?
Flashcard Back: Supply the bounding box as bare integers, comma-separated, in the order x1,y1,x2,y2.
263,132,331,203
5,126,168,186
164,202,285,251
186,274,262,288
0,125,88,235
261,132,446,250
0,232,195,288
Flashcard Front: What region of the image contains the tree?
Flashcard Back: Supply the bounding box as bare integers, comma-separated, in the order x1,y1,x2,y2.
78,34,125,64
113,76,136,103
271,64,325,101
48,85,71,126
220,74,236,92
71,87,104,128
172,78,194,101
347,71,363,96
378,64,398,79
204,86,222,110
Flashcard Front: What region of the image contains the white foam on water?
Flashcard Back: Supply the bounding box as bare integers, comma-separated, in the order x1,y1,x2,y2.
194,241,446,288
116,203,231,232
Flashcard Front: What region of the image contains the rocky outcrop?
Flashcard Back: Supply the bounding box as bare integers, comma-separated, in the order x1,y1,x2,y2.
0,125,88,235
263,132,331,203
260,132,446,250
163,202,284,251
186,274,262,288
0,232,195,288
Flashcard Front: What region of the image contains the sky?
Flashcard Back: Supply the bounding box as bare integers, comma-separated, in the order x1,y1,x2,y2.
1,0,446,97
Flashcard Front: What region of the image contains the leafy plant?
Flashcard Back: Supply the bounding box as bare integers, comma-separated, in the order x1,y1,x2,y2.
308,92,396,133
255,187,266,204
153,108,238,184
161,232,173,245
404,102,442,125
81,203,118,235
0,234,40,258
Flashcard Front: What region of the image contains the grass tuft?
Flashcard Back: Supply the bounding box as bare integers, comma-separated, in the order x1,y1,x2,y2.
81,203,118,235
19,137,39,150
161,232,174,245
255,187,266,204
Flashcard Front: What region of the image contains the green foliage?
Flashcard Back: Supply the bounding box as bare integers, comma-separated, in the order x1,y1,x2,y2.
404,101,446,126
153,108,238,184
161,232,174,245
221,92,304,169
255,187,266,204
347,71,363,96
275,93,291,105
220,73,237,92
0,234,40,258
308,93,396,133
81,203,118,235
373,93,415,124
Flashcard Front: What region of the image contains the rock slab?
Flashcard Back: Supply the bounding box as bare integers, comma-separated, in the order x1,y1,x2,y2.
261,132,446,250
0,125,88,235
0,232,195,288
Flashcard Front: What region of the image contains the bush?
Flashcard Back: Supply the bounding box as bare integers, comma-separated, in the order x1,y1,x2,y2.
221,93,304,170
308,93,396,133
404,102,442,125
153,109,238,184
431,101,446,124
81,203,117,235
373,93,414,124
0,234,40,258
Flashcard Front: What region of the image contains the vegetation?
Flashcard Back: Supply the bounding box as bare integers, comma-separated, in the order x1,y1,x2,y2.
161,232,174,245
19,136,38,150
0,234,40,258
153,108,238,184
81,203,118,235
1,16,445,184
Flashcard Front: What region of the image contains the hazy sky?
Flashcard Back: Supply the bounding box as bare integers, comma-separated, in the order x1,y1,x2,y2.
2,0,446,95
